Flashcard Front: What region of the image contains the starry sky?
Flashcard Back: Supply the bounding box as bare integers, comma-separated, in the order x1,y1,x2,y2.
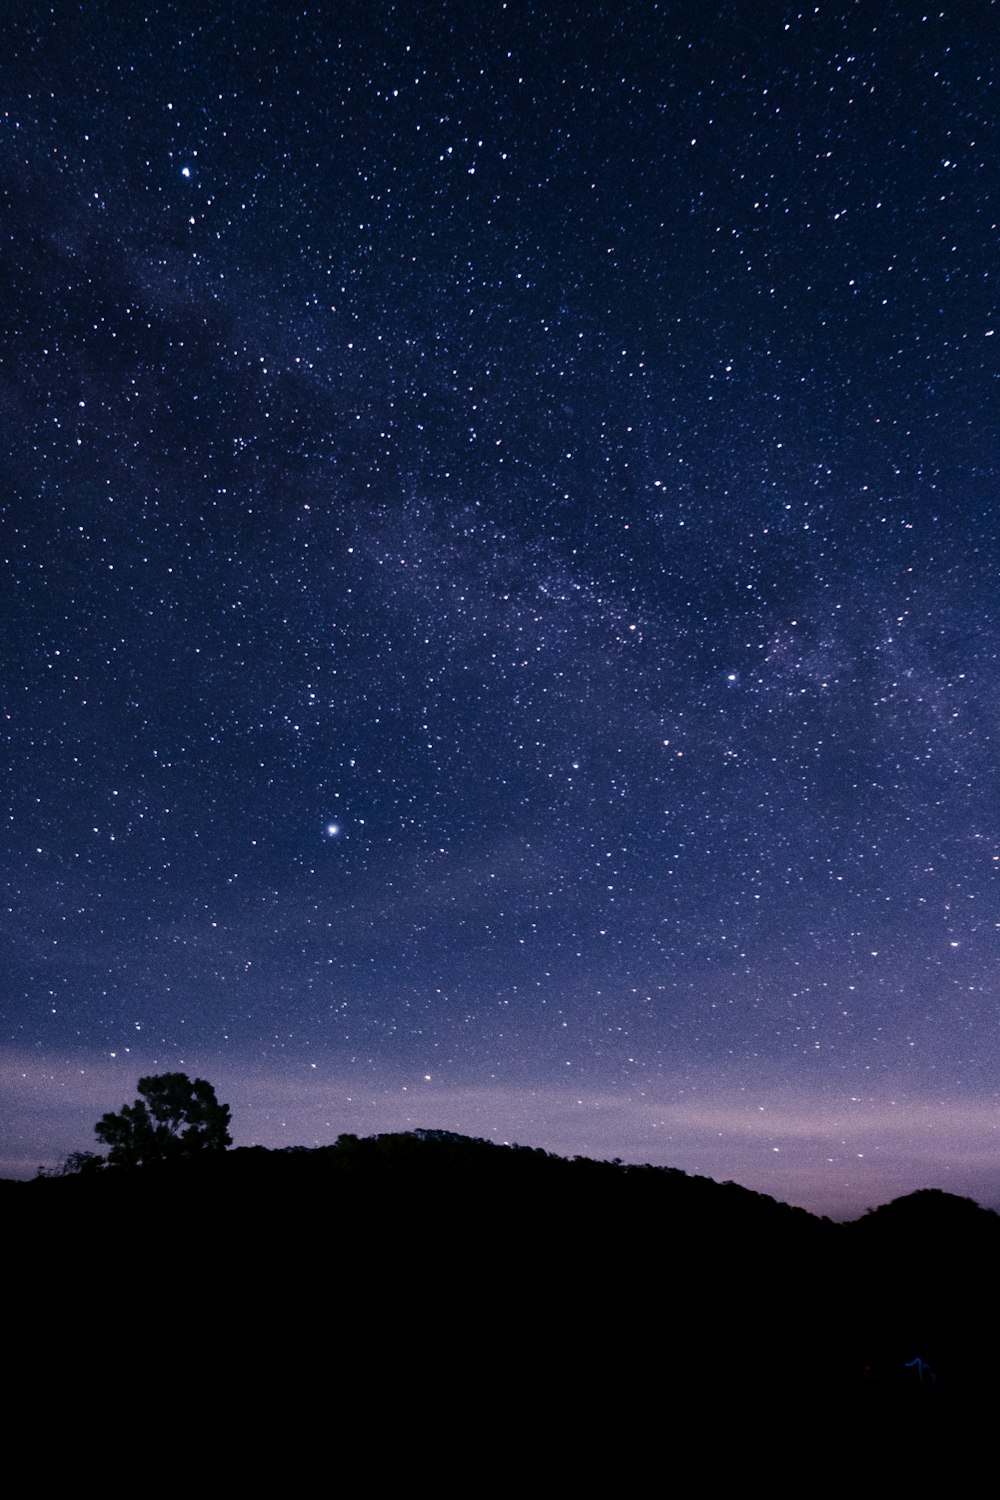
3,1,998,1217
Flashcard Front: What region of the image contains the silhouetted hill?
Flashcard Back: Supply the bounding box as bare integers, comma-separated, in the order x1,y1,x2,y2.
13,1126,834,1257
838,1187,1000,1402
8,1132,997,1465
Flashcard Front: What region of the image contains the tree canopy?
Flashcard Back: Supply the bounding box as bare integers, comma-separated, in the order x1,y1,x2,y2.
95,1073,232,1168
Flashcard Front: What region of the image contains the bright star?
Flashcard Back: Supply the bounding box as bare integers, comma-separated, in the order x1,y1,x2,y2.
325,823,340,837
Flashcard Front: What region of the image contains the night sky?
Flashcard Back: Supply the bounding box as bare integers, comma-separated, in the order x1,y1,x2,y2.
4,1,998,1217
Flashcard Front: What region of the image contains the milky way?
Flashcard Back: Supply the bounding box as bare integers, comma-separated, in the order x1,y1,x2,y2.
3,2,997,1215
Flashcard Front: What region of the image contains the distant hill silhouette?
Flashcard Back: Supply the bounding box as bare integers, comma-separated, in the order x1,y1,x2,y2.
8,1131,998,1466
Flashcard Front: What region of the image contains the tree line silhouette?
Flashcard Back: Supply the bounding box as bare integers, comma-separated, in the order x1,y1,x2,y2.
12,1073,1000,1442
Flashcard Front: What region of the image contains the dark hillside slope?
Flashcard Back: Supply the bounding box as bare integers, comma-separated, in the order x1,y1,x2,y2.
7,1133,997,1460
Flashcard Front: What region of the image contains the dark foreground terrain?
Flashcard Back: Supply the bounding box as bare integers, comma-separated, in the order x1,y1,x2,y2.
8,1131,997,1474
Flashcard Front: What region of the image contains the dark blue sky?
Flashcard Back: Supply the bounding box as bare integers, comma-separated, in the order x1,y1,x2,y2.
3,1,998,1216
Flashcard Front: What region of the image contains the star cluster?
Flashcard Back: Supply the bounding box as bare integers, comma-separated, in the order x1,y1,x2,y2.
3,2,997,1214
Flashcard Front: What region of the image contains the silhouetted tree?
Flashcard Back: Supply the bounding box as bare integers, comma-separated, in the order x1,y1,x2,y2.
95,1073,231,1167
